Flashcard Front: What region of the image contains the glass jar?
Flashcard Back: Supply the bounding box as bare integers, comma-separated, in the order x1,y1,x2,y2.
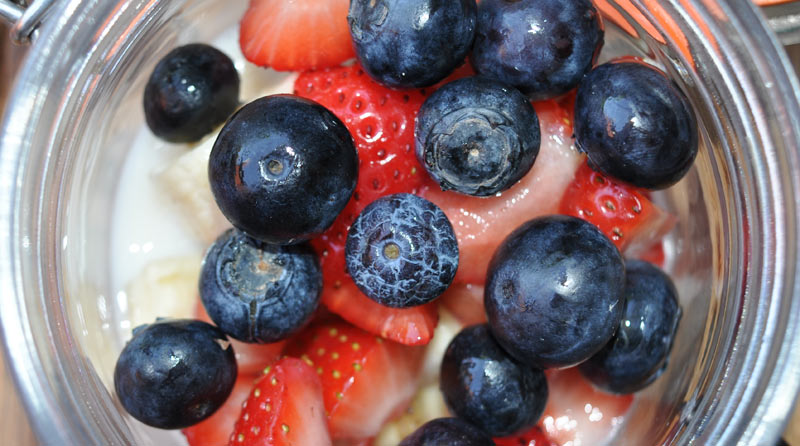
1,0,799,444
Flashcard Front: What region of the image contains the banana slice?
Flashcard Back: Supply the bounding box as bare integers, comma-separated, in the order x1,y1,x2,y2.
419,308,464,385
155,136,231,243
374,384,451,445
126,255,202,330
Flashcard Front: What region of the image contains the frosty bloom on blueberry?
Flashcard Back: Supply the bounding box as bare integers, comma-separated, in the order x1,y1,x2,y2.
345,193,459,308
415,77,541,197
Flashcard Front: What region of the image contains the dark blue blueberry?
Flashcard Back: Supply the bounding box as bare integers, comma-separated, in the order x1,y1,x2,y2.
574,62,698,190
485,215,625,369
200,229,322,343
400,417,496,446
209,95,358,244
415,77,540,196
471,0,603,100
144,44,240,143
440,324,547,437
579,260,681,394
113,319,237,429
345,193,458,308
348,0,477,88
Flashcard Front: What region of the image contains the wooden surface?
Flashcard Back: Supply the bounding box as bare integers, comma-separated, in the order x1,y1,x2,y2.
0,18,799,446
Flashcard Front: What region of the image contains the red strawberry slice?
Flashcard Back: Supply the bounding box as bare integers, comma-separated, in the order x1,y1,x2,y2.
322,279,439,346
294,65,440,345
420,98,584,284
182,375,254,446
239,0,355,71
196,301,286,376
439,282,486,326
495,425,556,446
285,320,426,441
558,161,676,253
540,368,633,446
229,357,332,446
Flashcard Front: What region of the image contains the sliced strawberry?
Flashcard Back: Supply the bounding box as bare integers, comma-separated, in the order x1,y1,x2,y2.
495,425,556,446
196,301,285,376
439,282,486,326
285,320,426,441
540,368,633,446
229,358,332,446
322,279,438,346
295,65,428,284
420,99,584,284
558,161,676,253
239,0,354,71
182,375,254,446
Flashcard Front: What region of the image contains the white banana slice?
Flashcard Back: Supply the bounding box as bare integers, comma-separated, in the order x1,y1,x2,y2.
125,255,202,330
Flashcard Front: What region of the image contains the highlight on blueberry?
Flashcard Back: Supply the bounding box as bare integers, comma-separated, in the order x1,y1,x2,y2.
114,319,237,429
579,259,682,394
348,0,477,88
415,77,540,197
345,193,458,308
471,0,603,100
484,215,626,369
574,61,698,189
200,229,322,343
440,324,548,437
399,417,496,446
144,43,240,143
209,95,358,245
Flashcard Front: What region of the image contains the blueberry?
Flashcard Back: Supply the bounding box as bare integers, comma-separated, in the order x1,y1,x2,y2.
471,0,603,100
200,229,322,343
574,62,698,189
209,95,358,244
579,260,681,394
345,193,458,308
399,417,496,446
348,0,477,88
113,319,237,429
143,44,240,143
485,215,625,369
415,77,540,196
440,324,547,437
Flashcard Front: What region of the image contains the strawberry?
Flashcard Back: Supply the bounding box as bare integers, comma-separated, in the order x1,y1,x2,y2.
322,279,439,346
229,357,332,446
438,282,486,326
294,65,441,345
285,320,426,441
239,0,355,71
540,368,633,446
558,161,676,253
182,375,254,446
420,98,584,284
195,301,286,376
495,425,556,446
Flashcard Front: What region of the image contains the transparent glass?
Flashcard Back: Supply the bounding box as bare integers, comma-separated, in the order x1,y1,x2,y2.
1,0,799,445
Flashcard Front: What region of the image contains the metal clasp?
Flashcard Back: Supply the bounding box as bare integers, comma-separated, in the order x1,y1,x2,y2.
0,0,56,45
